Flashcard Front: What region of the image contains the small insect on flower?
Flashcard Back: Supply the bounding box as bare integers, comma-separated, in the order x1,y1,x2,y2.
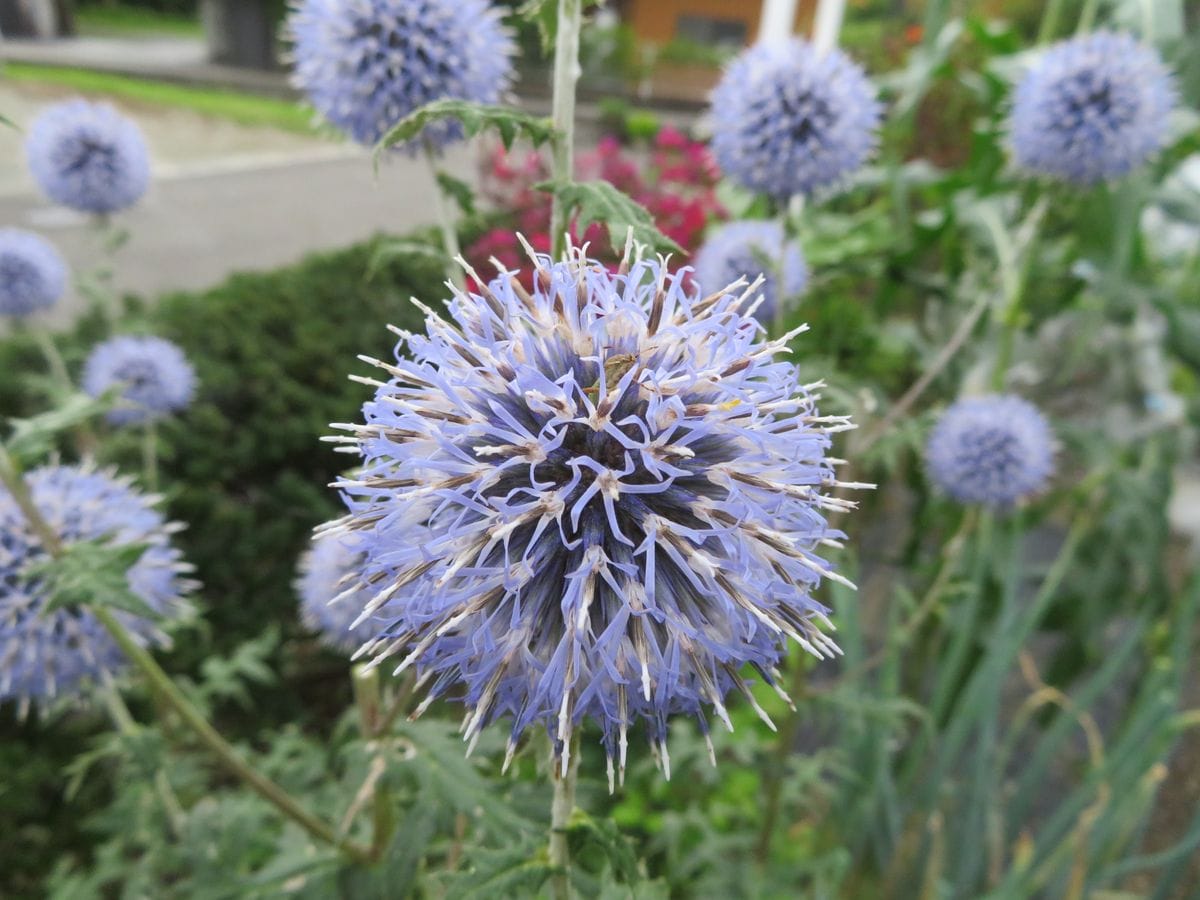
693,221,808,326
26,99,150,214
1010,31,1176,185
297,531,394,655
0,229,68,318
927,394,1055,507
710,38,881,200
287,0,516,151
82,336,196,426
326,239,862,788
0,465,194,717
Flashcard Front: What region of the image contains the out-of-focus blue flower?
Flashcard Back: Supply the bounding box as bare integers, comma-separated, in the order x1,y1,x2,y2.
0,229,68,318
692,220,807,325
0,465,194,715
710,39,880,199
927,395,1054,506
82,336,196,426
297,532,391,655
329,243,854,784
1011,31,1176,185
287,0,516,150
25,99,150,214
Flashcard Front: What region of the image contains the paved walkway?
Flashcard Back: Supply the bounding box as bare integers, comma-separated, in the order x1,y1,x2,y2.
1,80,473,328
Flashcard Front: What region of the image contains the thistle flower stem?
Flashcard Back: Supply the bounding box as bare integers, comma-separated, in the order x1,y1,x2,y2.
988,198,1048,390
1076,0,1101,35
548,0,582,260
0,447,373,865
24,324,100,456
548,732,581,900
423,143,466,292
142,421,158,492
1037,0,1067,43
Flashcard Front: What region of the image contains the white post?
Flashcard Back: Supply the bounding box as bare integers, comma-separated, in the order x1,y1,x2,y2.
811,0,847,55
757,0,798,45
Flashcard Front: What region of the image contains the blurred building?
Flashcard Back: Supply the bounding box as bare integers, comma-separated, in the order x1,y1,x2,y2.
614,0,812,49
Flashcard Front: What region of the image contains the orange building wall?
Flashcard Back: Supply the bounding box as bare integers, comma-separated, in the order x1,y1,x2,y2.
626,0,815,46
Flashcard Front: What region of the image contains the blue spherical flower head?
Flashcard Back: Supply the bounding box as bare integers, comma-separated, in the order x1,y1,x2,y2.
0,465,194,716
82,336,196,426
710,39,881,199
26,99,150,214
287,0,516,151
297,531,395,655
331,242,855,786
927,395,1054,507
1011,31,1176,185
0,228,68,318
692,220,808,326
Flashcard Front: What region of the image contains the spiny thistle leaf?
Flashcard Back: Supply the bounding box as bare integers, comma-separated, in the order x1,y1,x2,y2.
31,538,157,619
4,392,111,463
436,170,477,216
536,179,686,255
375,100,556,161
440,843,556,900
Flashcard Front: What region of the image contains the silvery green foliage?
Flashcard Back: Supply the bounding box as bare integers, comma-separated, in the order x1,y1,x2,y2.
0,229,67,318
25,99,150,214
287,0,516,150
710,39,881,199
82,336,196,426
693,220,808,325
328,244,855,785
0,465,193,715
1010,31,1176,185
926,394,1054,506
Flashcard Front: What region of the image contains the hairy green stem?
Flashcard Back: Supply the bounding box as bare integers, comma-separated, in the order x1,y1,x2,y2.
424,143,466,291
1076,0,1101,35
549,733,580,900
142,421,158,491
0,448,373,865
548,0,582,260
1037,0,1067,43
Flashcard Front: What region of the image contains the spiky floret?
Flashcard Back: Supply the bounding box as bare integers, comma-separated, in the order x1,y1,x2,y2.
287,0,516,150
297,532,393,654
926,394,1054,506
710,38,880,200
326,241,859,786
0,228,68,318
25,99,150,214
1010,31,1176,185
692,220,808,326
0,465,194,716
82,336,196,426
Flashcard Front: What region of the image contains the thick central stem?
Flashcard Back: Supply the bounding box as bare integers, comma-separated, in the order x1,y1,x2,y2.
548,733,580,900
548,0,582,260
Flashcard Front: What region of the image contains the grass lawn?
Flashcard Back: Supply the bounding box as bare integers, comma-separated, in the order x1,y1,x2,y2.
3,63,320,135
74,5,203,38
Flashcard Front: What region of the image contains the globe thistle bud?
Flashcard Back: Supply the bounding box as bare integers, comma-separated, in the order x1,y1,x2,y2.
287,0,516,150
1010,31,1176,185
297,532,393,655
82,336,197,426
692,221,808,326
710,39,881,200
25,99,150,215
927,395,1054,507
327,241,858,786
0,465,194,716
0,228,68,318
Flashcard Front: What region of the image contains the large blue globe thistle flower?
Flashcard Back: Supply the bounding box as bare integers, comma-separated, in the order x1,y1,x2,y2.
1010,31,1176,185
82,336,197,426
710,39,881,199
692,221,808,326
25,99,150,214
0,228,68,318
287,0,516,150
926,395,1054,507
297,532,393,655
328,243,856,785
0,465,194,715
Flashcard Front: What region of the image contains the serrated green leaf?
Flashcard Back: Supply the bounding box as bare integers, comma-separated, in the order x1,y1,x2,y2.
365,238,446,282
375,100,556,159
440,844,555,900
567,808,641,885
537,180,685,256
517,0,557,53
435,170,477,216
29,538,158,619
4,391,112,463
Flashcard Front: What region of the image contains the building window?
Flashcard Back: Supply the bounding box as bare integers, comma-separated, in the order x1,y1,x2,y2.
675,14,748,49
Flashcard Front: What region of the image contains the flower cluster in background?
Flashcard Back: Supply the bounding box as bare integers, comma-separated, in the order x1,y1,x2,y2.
0,229,68,319
82,336,196,426
296,532,387,655
692,220,808,325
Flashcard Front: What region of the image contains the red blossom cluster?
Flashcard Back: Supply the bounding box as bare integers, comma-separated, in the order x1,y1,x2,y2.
465,126,725,286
